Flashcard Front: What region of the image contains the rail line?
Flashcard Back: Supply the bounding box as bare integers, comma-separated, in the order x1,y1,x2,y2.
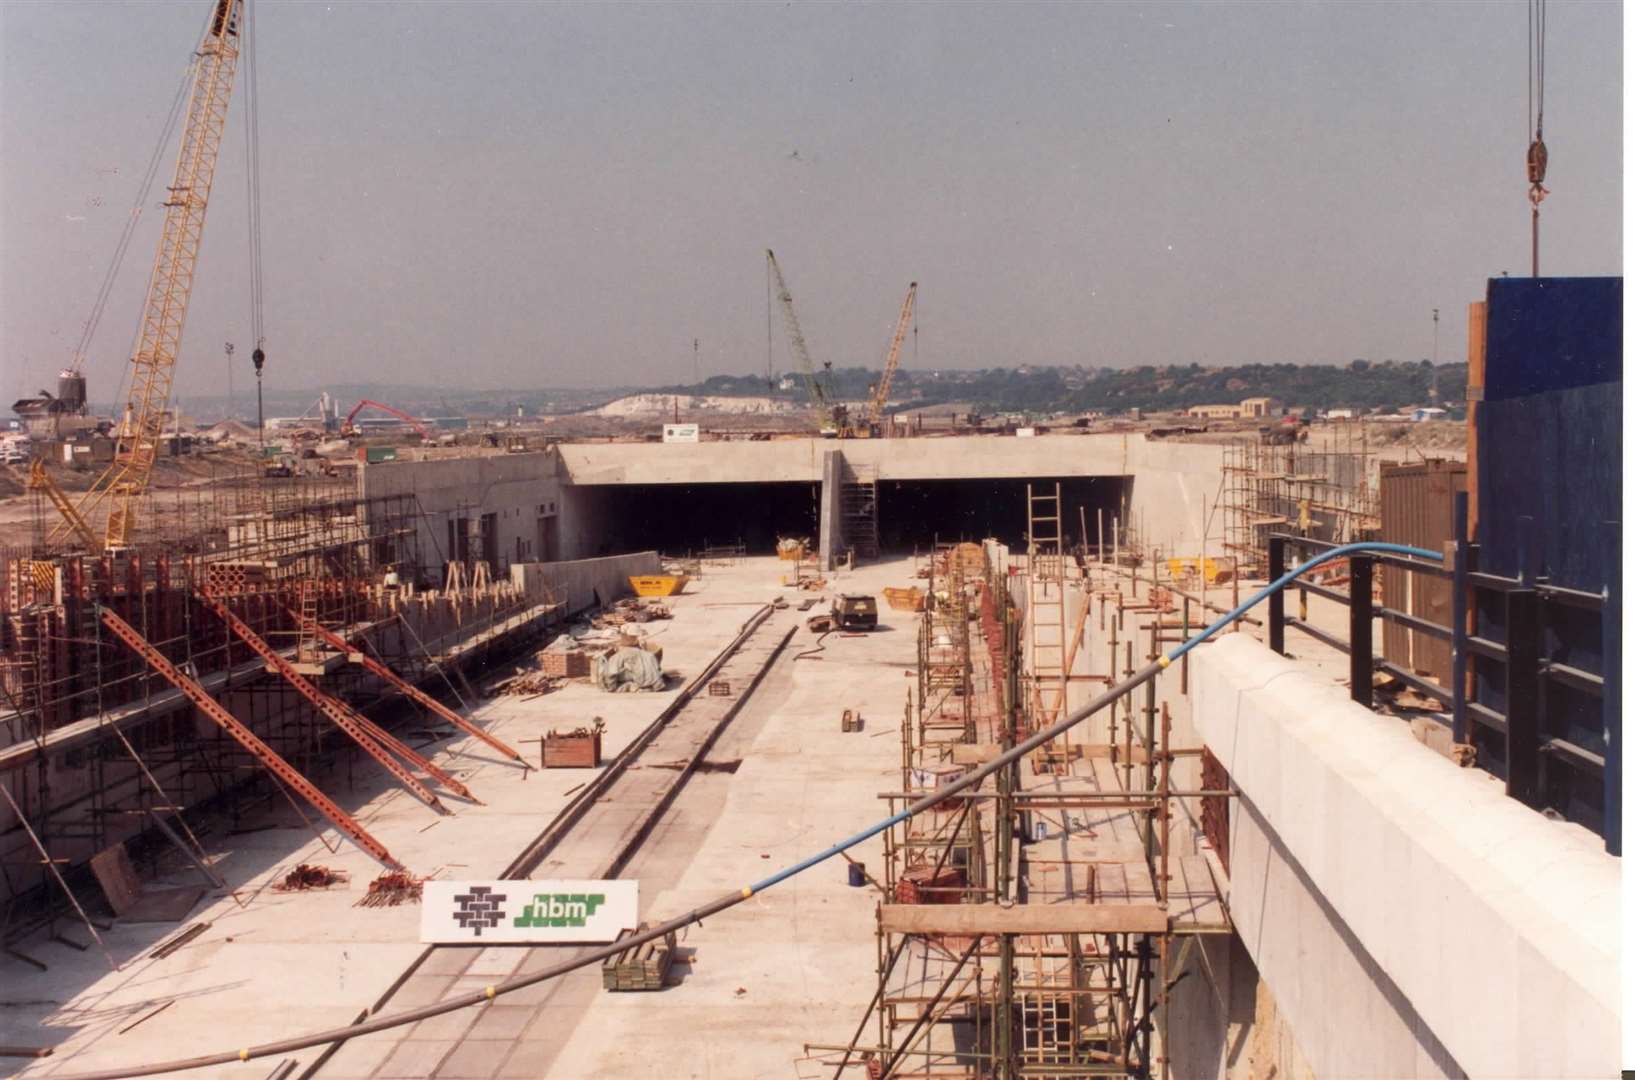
300,600,795,1076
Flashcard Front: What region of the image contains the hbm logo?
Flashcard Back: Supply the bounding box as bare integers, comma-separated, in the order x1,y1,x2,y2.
513,893,607,928
421,880,635,943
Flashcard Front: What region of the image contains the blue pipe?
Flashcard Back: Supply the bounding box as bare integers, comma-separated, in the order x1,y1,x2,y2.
1166,540,1442,664
751,540,1442,896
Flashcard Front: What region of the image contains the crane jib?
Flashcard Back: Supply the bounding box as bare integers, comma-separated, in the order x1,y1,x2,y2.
48,0,246,552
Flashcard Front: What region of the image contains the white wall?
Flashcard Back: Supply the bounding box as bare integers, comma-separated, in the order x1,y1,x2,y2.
359,451,563,579
1191,634,1619,1079
511,552,661,614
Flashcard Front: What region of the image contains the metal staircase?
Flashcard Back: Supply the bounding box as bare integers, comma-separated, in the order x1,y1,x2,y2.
840,464,880,560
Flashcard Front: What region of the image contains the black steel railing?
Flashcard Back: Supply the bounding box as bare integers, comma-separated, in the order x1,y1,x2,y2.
1263,490,1618,854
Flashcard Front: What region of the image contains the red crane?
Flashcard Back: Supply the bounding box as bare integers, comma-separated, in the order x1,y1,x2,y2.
341,398,433,440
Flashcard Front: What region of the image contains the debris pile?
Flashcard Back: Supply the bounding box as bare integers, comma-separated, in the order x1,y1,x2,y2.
273,864,349,892
591,598,674,629
493,671,566,696
355,871,424,908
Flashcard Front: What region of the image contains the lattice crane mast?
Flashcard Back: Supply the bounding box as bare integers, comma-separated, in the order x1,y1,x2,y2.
52,0,246,552
866,282,916,430
765,249,839,435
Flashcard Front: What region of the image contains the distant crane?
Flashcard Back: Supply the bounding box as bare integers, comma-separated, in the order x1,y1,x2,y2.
49,0,248,552
864,282,917,435
341,399,433,441
765,249,842,435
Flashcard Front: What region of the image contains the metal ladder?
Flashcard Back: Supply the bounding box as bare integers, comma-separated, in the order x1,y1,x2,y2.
1027,483,1069,749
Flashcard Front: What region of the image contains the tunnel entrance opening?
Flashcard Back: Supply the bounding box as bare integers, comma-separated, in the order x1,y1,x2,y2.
876,477,1129,553
572,482,820,557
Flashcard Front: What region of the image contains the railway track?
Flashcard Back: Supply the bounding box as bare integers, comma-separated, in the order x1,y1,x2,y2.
302,600,797,1077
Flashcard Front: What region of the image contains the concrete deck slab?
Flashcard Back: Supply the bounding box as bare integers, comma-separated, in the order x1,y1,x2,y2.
3,555,922,1080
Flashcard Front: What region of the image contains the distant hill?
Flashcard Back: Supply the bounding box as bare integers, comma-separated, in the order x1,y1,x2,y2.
657,360,1467,416
144,361,1463,425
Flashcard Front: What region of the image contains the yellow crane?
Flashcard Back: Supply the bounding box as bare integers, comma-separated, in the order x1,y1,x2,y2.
50,0,246,552
864,282,916,435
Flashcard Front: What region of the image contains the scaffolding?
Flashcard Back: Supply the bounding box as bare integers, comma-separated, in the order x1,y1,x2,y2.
818,512,1230,1079
0,479,553,957
1222,424,1379,580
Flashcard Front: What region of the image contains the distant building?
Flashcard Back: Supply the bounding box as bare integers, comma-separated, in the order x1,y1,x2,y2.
1324,408,1357,420
1186,403,1242,420
1239,396,1282,417
12,369,92,440
1410,406,1448,422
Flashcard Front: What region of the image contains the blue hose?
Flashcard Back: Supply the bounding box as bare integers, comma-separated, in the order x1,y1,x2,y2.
1166,540,1442,663
751,540,1443,895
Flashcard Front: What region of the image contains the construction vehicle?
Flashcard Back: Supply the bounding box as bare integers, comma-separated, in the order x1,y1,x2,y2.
858,282,917,437
47,0,247,553
340,399,434,440
766,249,845,436
831,593,879,631
1259,416,1310,445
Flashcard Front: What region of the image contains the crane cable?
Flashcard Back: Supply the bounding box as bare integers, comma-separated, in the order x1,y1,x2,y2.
69,15,209,376
242,0,267,361
1526,0,1548,207
47,539,1443,1080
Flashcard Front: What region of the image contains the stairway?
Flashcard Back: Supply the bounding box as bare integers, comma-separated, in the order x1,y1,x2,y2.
840,465,880,560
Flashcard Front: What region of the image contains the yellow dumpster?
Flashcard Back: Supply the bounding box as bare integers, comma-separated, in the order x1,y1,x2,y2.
628,575,689,598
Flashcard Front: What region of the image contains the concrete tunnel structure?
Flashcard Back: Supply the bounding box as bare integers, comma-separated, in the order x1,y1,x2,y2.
359,433,1221,580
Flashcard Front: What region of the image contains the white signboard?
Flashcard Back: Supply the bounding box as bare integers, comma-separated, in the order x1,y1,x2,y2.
420,879,638,944
1015,426,1037,437
662,423,700,443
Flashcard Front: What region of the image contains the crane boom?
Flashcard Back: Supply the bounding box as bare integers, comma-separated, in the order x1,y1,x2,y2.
867,282,916,427
342,399,434,440
54,0,245,551
765,249,834,432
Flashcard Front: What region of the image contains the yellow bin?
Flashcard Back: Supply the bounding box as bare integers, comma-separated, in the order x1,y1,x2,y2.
629,574,689,598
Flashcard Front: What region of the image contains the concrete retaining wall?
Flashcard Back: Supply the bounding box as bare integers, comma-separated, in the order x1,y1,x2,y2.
511,551,661,615
1191,634,1619,1079
360,450,562,578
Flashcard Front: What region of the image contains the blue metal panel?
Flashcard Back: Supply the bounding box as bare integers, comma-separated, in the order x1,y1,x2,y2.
1475,277,1621,841
1484,277,1622,400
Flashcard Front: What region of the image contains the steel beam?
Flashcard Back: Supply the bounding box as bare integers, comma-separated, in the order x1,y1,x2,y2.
287,609,527,767
195,592,447,814
97,607,402,869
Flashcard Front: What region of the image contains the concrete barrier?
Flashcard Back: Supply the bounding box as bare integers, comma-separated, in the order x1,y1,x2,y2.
511,551,661,615
1191,634,1618,1078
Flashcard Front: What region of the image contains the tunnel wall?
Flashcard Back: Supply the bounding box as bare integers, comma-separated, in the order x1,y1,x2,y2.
360,436,1230,567
557,435,1227,556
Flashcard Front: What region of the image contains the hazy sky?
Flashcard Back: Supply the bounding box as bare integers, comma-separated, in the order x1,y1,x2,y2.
0,0,1622,402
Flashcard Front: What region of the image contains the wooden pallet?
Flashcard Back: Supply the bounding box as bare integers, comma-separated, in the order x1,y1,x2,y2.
601,925,676,991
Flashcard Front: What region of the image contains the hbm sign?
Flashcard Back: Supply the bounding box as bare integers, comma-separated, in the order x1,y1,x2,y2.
420,880,638,943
